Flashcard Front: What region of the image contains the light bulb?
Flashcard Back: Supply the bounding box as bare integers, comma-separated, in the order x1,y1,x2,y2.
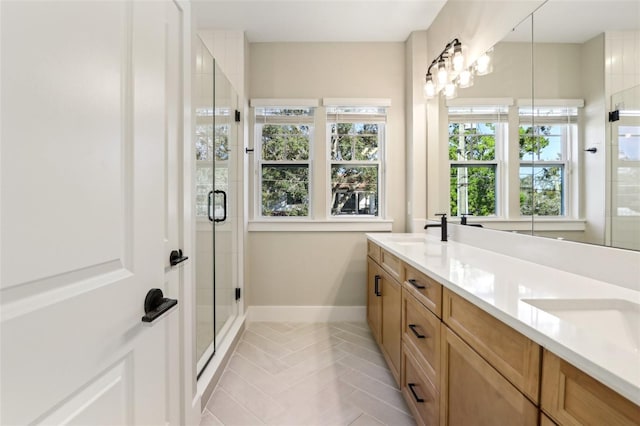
476,51,492,75
457,68,473,88
437,59,448,86
444,82,457,99
423,78,436,98
452,41,464,72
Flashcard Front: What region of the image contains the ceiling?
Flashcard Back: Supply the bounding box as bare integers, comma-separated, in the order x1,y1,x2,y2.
504,0,640,43
192,0,640,44
192,0,447,42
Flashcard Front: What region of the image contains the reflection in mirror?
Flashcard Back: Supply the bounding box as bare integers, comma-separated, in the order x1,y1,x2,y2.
528,0,640,250
610,85,640,250
445,14,535,233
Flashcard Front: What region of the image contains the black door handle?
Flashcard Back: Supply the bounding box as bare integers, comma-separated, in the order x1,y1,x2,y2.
374,275,381,297
207,190,214,222
407,278,426,289
408,324,426,339
214,190,227,223
169,249,188,266
408,383,425,403
141,288,177,324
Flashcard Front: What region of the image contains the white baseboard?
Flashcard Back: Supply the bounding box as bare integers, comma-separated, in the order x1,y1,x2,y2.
247,305,366,322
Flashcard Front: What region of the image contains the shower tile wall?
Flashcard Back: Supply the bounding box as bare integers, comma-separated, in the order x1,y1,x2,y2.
606,30,640,96
605,31,640,250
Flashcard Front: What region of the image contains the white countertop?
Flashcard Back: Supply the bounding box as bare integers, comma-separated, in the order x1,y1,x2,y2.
367,232,640,405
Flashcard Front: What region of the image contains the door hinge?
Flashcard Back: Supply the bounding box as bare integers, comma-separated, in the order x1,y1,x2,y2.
609,110,620,122
235,287,241,301
235,110,241,122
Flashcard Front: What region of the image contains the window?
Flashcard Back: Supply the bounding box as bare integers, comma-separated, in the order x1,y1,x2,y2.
327,106,385,217
519,106,577,216
448,106,507,217
255,107,314,217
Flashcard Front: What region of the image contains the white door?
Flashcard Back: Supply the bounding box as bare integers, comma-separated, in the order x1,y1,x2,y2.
1,1,179,425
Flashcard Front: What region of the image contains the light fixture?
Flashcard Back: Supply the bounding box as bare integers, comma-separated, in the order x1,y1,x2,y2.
475,48,493,75
423,74,436,98
444,82,457,99
423,39,494,99
452,40,464,72
437,58,448,87
456,68,474,88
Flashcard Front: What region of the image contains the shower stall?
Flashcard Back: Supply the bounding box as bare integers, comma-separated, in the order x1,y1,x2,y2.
194,38,240,377
608,85,640,250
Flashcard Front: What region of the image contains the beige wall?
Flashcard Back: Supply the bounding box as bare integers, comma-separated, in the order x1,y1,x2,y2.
248,233,367,306
248,42,406,306
405,31,429,231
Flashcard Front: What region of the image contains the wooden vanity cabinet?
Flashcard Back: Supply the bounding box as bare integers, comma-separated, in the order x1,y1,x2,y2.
366,238,640,426
404,263,442,317
402,282,441,387
366,258,382,344
442,289,541,403
541,350,640,426
367,243,402,384
440,325,538,426
402,341,440,426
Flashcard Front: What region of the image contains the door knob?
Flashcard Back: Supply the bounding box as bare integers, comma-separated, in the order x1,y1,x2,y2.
141,288,177,325
169,249,188,266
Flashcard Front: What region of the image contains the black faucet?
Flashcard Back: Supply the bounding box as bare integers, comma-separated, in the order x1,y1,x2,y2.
424,213,448,241
460,213,483,228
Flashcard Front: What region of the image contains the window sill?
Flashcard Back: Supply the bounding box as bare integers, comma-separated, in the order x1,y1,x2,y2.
444,218,586,232
248,219,393,232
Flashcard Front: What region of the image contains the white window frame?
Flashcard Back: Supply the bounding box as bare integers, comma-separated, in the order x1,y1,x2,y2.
447,106,508,218
326,106,386,219
253,102,316,219
444,98,583,227
248,98,393,231
517,101,582,218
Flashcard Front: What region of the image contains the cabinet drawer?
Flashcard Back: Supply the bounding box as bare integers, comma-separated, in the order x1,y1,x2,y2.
380,248,403,282
440,325,538,426
402,343,439,426
367,240,381,264
402,289,440,388
541,350,640,426
403,263,442,317
540,413,557,426
442,289,541,403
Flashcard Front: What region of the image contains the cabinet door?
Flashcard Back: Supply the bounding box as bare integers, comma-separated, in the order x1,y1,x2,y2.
541,350,640,426
443,289,540,402
381,270,402,384
440,325,538,426
367,258,382,344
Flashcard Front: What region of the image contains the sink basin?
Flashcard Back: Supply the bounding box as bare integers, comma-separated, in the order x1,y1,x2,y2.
522,298,640,351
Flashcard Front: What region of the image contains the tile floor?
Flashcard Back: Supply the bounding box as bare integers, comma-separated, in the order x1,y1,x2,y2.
200,322,415,426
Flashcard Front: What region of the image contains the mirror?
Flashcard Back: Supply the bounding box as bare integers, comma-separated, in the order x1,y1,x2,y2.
445,14,535,234
445,0,639,251
529,0,640,250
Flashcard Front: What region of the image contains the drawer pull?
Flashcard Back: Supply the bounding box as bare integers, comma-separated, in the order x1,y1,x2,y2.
408,383,425,403
374,275,382,297
407,279,426,289
408,324,426,339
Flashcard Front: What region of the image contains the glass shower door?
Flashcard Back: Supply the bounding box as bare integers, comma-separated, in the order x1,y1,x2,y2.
212,61,238,346
609,85,640,250
195,39,215,373
194,38,239,377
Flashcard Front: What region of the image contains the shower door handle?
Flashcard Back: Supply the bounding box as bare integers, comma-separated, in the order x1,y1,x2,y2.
207,190,214,222
214,190,227,223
